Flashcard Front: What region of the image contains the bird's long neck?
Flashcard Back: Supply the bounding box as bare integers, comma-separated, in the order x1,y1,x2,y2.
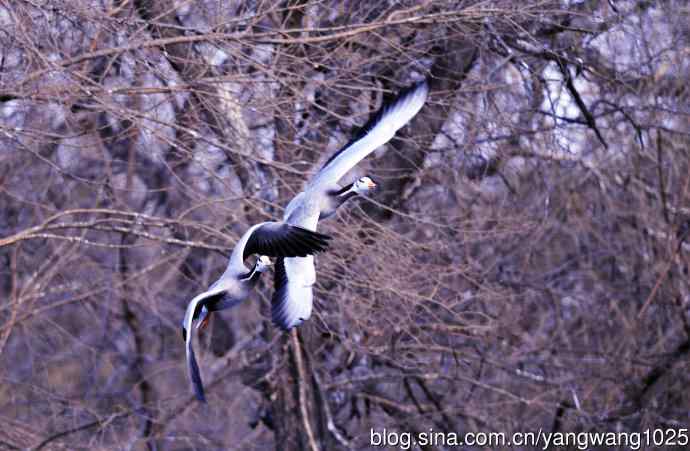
332,183,358,204
239,263,262,284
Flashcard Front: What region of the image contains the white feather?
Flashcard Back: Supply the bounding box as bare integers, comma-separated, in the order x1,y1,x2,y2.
309,81,429,189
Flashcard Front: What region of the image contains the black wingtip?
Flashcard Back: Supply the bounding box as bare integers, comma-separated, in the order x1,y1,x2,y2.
187,342,207,403
249,223,334,260
272,304,297,332
271,309,290,331
191,373,207,403
271,258,294,332
292,226,332,254
293,226,332,241
322,79,429,170
270,257,311,331
271,258,288,330
271,313,302,332
191,375,207,403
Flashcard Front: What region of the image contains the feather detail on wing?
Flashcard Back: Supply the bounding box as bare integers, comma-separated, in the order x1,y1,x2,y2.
309,80,429,189
225,222,330,272
243,222,331,261
186,331,206,402
271,257,314,331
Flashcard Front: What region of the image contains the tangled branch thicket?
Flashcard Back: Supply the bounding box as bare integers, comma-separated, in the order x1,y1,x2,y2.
1,1,689,450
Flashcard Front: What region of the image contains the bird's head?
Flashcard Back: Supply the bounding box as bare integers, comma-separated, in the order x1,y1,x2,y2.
255,255,272,273
353,176,377,194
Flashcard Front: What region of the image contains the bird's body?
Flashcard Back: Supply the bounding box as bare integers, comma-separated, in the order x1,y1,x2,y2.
182,78,429,400
272,80,430,330
285,178,377,224
272,180,376,328
182,221,331,401
194,260,263,314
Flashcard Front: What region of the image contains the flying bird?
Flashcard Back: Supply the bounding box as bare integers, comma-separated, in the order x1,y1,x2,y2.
273,79,429,330
182,222,331,401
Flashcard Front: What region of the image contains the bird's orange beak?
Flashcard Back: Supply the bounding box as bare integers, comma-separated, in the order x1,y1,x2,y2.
367,179,377,189
197,315,210,331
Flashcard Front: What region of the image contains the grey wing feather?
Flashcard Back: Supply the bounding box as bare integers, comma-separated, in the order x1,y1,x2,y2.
308,80,429,189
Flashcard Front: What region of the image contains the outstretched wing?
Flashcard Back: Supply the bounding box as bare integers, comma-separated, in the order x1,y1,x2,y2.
186,335,206,402
226,221,331,274
270,80,429,332
308,80,429,189
271,256,314,331
242,222,331,261
182,289,224,402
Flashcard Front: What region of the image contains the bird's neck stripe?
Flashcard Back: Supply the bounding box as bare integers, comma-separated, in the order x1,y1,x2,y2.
240,263,261,281
334,183,355,196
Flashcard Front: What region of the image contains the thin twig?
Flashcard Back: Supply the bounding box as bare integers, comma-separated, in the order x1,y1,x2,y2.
290,329,320,451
